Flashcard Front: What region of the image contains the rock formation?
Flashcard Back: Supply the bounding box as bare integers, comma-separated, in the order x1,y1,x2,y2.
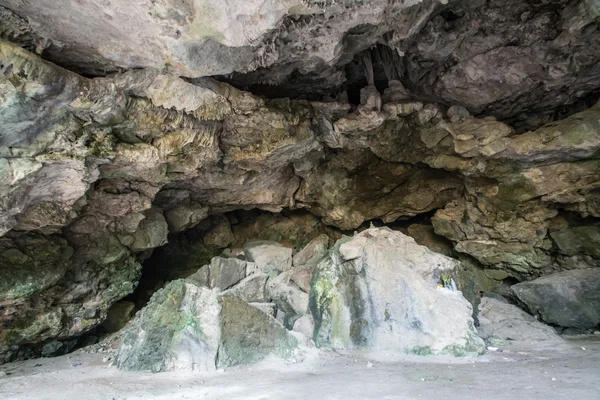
311,228,484,355
116,228,484,371
477,295,562,344
511,268,600,329
1,0,599,361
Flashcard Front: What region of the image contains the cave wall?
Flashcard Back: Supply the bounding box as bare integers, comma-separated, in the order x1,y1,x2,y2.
0,0,599,362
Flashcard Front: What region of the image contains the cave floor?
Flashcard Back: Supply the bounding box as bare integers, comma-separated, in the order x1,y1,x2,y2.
0,337,598,400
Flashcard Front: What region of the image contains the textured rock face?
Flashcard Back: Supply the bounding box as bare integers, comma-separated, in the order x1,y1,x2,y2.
477,296,561,343
2,1,598,122
115,281,221,373
0,0,599,359
311,228,484,355
115,280,298,372
511,269,600,329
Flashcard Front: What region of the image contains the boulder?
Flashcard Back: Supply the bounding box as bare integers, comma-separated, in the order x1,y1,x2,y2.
218,294,298,368
293,315,315,339
116,281,298,372
128,208,169,251
477,296,561,343
266,272,310,315
115,281,221,373
550,226,600,258
203,215,234,249
293,234,330,267
311,228,484,356
511,269,600,329
223,272,268,303
244,241,292,274
164,204,208,233
249,302,277,317
208,257,247,290
187,265,209,287
287,265,313,293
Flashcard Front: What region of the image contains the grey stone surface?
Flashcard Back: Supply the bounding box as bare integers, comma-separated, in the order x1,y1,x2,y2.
293,234,330,268
223,272,268,303
244,241,293,274
218,294,298,368
208,257,247,291
477,296,561,343
311,228,484,356
511,269,600,329
266,272,310,316
115,281,221,373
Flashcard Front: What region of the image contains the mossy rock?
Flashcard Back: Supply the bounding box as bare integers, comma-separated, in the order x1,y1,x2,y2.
217,294,298,368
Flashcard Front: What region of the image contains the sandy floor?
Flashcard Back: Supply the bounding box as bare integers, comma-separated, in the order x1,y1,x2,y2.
0,337,599,400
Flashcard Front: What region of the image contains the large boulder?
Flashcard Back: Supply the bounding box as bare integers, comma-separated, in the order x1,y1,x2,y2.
218,294,298,368
311,228,484,356
115,279,298,372
293,234,330,267
511,269,600,329
208,257,247,290
244,241,292,274
477,295,561,343
222,272,268,303
266,272,310,316
115,280,221,373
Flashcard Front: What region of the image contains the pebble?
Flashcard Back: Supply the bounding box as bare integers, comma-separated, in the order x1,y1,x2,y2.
367,362,374,368
552,378,556,381
487,346,498,352
0,371,6,378
581,347,586,351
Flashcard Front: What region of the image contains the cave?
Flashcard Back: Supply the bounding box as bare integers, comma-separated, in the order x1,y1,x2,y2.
1,0,600,398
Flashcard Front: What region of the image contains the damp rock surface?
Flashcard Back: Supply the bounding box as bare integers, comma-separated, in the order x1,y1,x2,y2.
311,227,485,356
511,269,600,329
477,295,562,343
0,0,599,359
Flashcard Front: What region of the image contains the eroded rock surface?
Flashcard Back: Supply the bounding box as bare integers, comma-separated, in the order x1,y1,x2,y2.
477,295,562,344
511,269,600,329
311,228,484,355
115,280,298,372
0,0,599,358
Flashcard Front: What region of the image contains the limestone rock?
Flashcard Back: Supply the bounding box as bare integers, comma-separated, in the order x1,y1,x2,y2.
477,296,561,343
311,228,484,356
293,315,315,339
244,241,292,274
249,302,277,317
293,234,330,268
115,281,221,373
218,294,298,368
187,266,210,288
128,208,169,251
164,204,209,233
2,4,600,360
296,150,463,230
203,215,234,249
406,224,454,257
115,279,297,372
287,265,314,294
550,226,600,258
511,269,600,329
208,257,247,291
266,272,310,316
223,272,268,303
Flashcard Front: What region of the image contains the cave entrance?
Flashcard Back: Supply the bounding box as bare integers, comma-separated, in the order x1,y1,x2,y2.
124,209,343,311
